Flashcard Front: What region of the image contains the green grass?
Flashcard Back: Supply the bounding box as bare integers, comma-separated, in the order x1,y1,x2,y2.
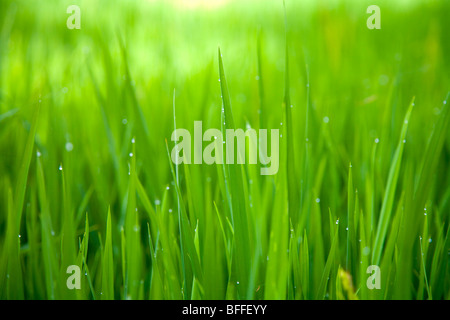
0,0,449,300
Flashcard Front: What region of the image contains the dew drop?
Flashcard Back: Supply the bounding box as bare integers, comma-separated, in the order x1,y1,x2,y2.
65,142,73,152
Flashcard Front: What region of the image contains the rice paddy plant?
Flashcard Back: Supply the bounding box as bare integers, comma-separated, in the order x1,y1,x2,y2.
0,0,449,300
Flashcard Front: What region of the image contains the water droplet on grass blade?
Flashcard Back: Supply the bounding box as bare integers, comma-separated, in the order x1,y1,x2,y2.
65,142,73,152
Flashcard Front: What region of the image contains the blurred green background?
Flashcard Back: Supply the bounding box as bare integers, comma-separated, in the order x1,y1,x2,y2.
0,0,449,300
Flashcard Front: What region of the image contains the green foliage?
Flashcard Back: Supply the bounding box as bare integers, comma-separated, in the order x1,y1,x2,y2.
0,0,449,300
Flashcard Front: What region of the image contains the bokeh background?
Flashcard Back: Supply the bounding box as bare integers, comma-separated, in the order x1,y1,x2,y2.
0,0,449,300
